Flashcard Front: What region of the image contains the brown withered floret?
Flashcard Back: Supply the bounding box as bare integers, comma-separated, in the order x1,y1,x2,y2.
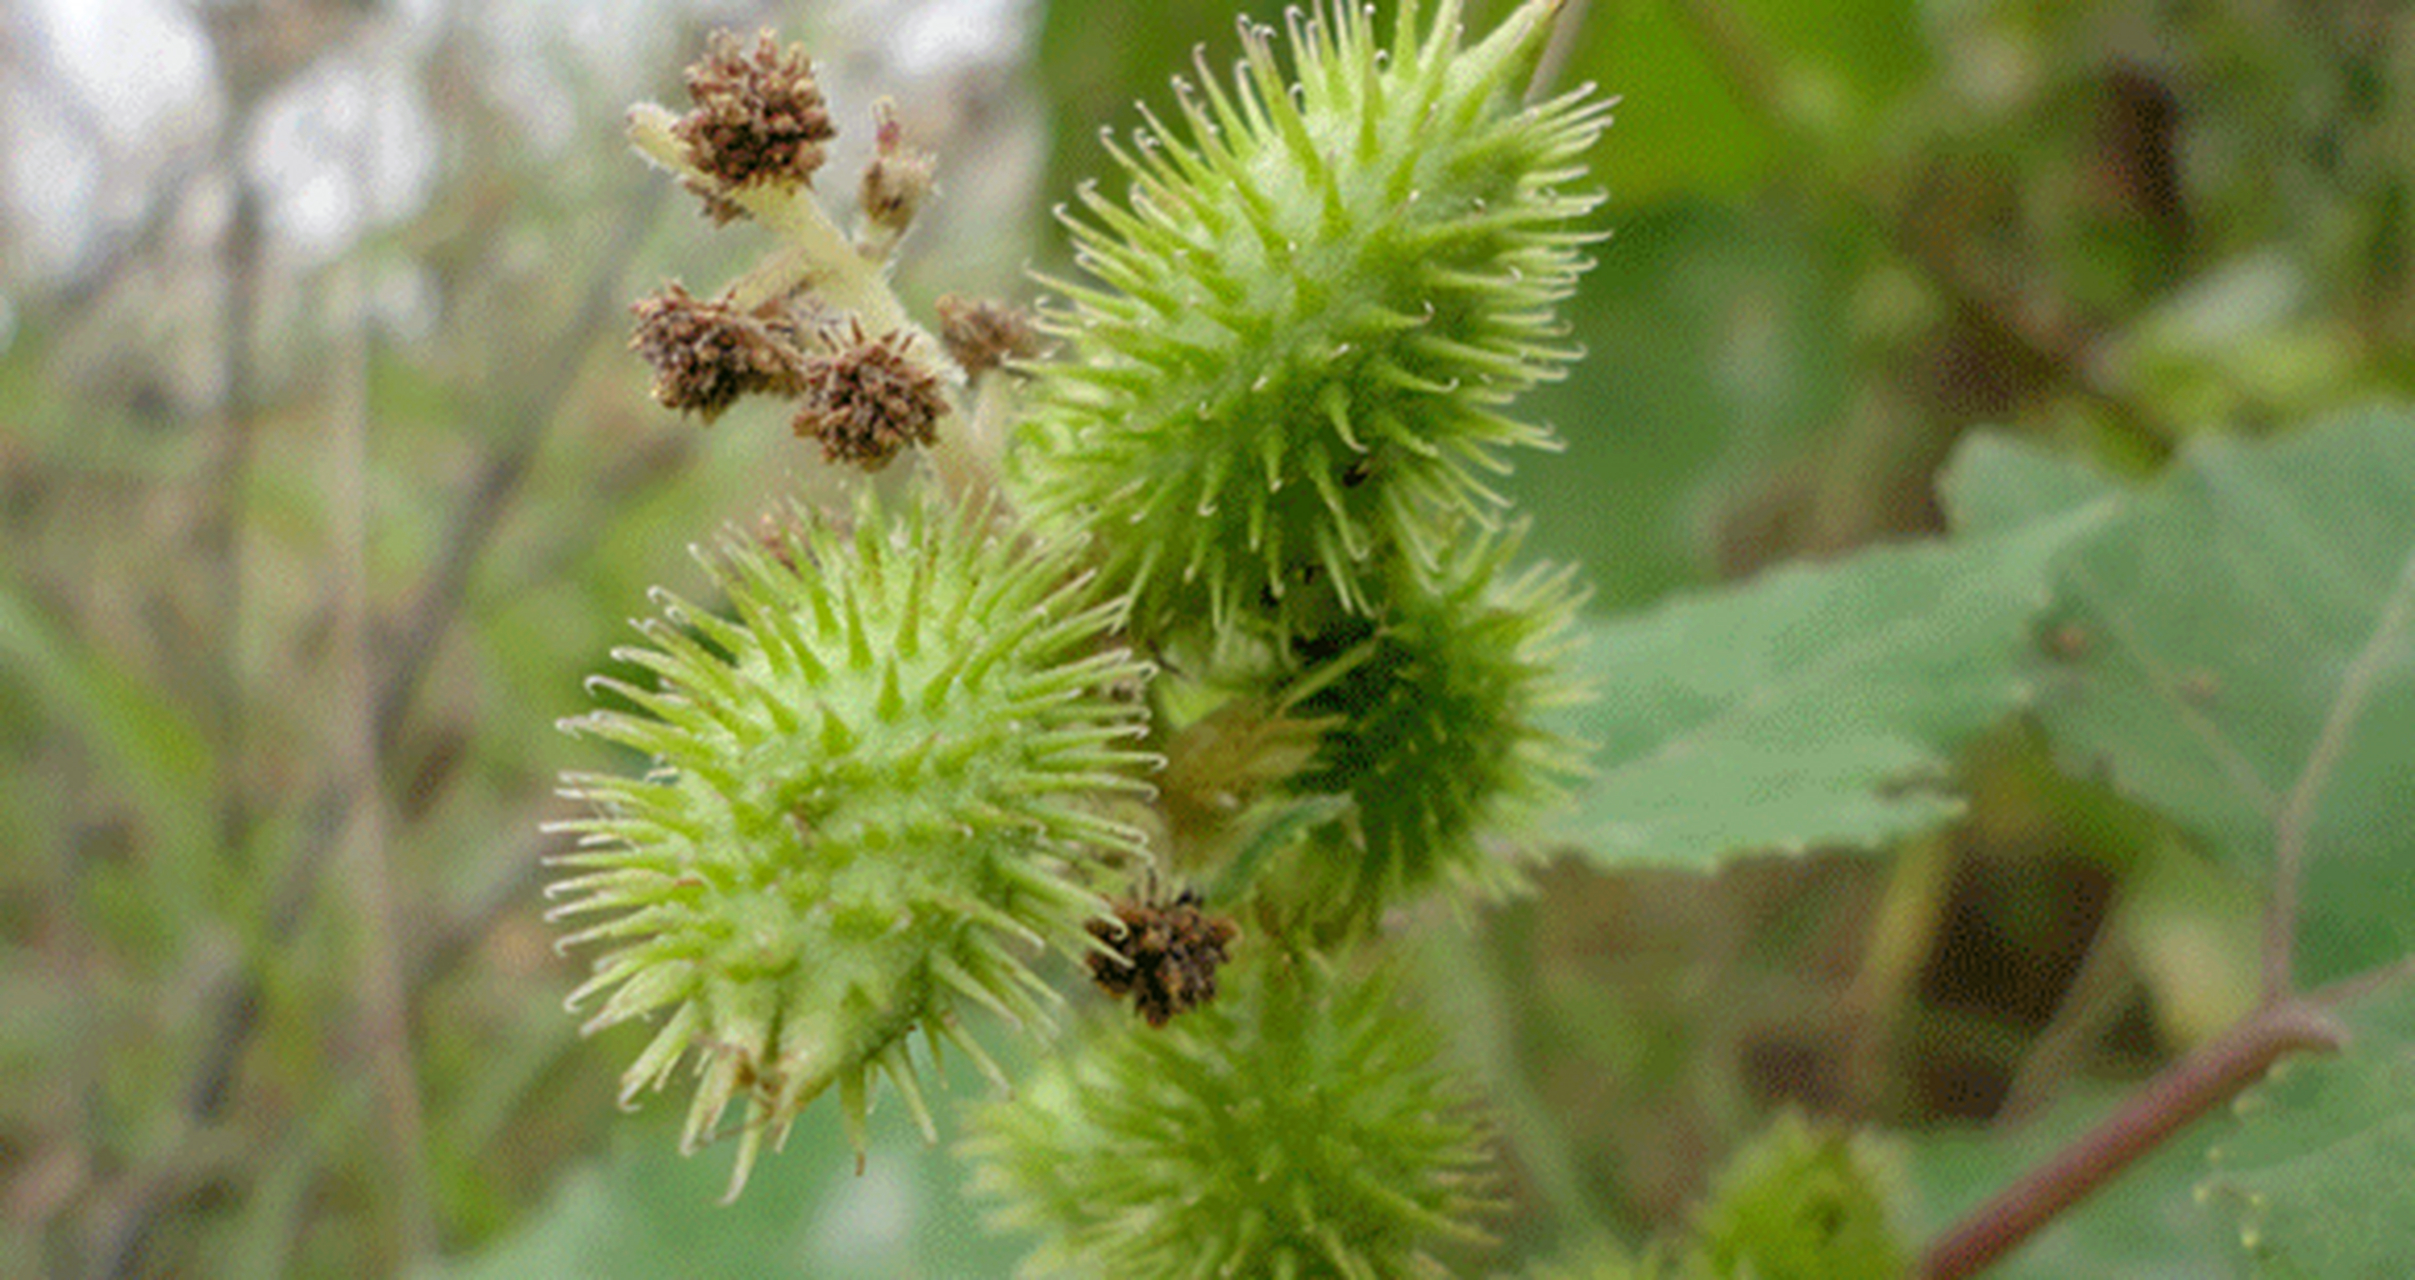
858,101,937,236
1087,889,1239,1028
791,321,949,471
673,29,836,221
934,294,1044,379
629,283,807,421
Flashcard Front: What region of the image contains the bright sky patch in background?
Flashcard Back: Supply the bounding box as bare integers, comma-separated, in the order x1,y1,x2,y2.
2,0,1026,284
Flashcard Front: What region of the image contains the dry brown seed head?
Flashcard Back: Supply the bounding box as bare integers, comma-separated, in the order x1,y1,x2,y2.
935,294,1044,379
1086,888,1240,1028
672,29,837,218
790,321,948,471
629,282,808,421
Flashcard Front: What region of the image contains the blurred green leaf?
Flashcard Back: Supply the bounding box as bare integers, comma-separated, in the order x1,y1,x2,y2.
435,1047,1030,1280
2201,978,2415,1277
2005,409,2415,984
1936,433,2118,537
1030,0,1233,252
0,586,212,867
1554,0,1928,203
1554,475,2108,868
1557,0,1771,202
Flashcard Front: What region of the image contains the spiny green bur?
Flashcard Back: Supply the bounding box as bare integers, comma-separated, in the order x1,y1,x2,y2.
548,495,1154,1197
969,953,1500,1279
1260,530,1590,936
1011,0,1610,645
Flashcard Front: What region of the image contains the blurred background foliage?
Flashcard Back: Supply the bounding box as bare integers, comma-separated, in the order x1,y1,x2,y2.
2,0,2410,1275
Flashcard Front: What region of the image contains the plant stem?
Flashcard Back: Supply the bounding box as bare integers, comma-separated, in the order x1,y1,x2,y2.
374,182,665,758
1916,998,2346,1280
191,175,267,935
327,260,436,1267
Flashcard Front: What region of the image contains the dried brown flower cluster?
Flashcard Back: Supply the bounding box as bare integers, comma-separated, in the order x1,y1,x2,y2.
628,283,806,421
624,28,985,475
629,289,952,473
935,294,1044,379
673,29,836,221
1086,889,1239,1027
792,322,949,470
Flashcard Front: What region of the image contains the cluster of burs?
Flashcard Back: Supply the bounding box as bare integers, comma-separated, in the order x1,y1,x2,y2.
549,2,1610,1273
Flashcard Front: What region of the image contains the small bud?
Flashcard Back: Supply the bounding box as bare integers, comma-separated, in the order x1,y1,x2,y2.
673,29,837,220
857,100,938,248
629,282,807,421
1086,888,1238,1027
791,320,949,471
935,294,1044,380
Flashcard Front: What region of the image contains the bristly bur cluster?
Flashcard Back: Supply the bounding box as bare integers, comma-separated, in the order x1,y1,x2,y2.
551,0,1611,1258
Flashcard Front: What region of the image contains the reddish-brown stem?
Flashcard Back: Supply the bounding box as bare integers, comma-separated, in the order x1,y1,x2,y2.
1917,999,2347,1280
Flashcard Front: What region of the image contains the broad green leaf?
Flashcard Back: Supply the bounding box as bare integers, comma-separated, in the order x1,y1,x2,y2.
1033,0,1931,223
2005,409,2415,984
1030,0,1237,261
1555,496,2107,867
1937,433,2119,537
2201,979,2415,1277
1552,0,1929,203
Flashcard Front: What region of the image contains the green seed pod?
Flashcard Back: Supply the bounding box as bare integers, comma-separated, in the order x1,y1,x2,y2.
1259,528,1590,938
1010,0,1610,646
547,493,1156,1197
969,951,1500,1279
